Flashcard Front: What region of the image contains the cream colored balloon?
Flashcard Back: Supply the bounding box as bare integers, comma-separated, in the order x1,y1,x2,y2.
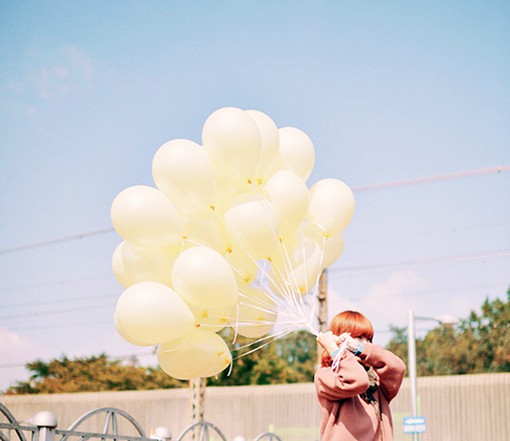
183,216,228,254
224,198,279,259
188,303,235,332
158,334,188,352
307,228,345,268
307,179,355,236
202,107,261,183
152,139,216,216
112,241,180,288
236,287,277,338
111,185,183,246
157,328,232,380
278,127,315,182
114,281,195,345
264,170,309,235
114,312,153,347
171,246,239,308
223,245,260,287
270,236,323,296
246,109,279,184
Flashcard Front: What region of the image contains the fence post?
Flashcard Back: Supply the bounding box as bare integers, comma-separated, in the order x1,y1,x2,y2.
33,411,57,441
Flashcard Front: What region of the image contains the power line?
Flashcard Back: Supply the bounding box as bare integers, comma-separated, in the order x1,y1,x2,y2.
1,165,509,256
330,249,510,272
351,164,510,192
0,227,114,255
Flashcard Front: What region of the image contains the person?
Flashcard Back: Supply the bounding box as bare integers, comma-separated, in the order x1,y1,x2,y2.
314,310,406,441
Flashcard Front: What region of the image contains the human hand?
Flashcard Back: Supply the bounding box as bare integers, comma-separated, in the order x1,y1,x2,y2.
316,331,339,355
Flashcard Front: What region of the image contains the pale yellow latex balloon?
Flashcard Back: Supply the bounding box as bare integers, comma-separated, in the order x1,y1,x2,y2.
152,139,216,217
264,170,309,236
236,287,277,338
171,246,239,309
112,241,181,288
278,127,315,182
202,107,261,183
111,185,183,247
246,109,279,185
188,303,235,333
114,281,195,345
157,328,232,380
307,179,355,236
224,198,279,260
114,312,153,347
223,245,260,288
158,334,188,352
271,236,323,296
307,228,345,268
183,216,228,254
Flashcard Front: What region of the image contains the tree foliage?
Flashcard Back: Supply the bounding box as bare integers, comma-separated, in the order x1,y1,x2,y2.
386,289,510,376
5,353,186,395
5,330,317,394
6,291,508,394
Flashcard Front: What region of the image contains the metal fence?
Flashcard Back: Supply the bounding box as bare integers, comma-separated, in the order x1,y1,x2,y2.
0,403,280,441
2,373,510,441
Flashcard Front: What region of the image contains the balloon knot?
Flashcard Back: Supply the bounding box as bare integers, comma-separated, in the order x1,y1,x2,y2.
256,178,264,185
247,178,253,184
226,246,233,254
182,234,188,240
210,204,216,211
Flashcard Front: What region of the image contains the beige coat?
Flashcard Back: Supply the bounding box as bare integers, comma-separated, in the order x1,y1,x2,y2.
314,343,406,441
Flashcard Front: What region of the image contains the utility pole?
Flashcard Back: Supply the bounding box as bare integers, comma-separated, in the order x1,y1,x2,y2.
190,377,207,439
317,269,328,365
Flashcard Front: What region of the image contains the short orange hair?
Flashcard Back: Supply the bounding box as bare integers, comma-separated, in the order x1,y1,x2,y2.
320,310,374,367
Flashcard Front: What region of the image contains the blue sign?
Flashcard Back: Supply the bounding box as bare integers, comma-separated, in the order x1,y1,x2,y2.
403,416,426,434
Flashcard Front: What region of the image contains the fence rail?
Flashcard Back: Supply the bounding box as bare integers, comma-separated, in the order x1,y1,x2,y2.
2,373,510,441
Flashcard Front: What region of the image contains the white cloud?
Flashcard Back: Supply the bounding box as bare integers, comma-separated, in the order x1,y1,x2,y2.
326,270,430,344
1,45,99,117
0,328,52,392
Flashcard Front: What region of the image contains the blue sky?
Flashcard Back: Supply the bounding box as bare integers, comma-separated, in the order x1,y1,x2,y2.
1,1,509,390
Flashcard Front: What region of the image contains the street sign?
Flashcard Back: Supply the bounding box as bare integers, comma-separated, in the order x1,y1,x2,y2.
403,416,426,434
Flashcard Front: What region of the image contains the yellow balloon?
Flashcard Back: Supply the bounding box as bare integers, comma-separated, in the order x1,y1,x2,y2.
183,216,228,254
307,228,345,268
246,109,279,185
157,328,232,380
188,303,235,333
114,313,153,347
171,246,239,308
270,237,323,296
202,107,261,184
111,185,184,246
278,127,315,182
236,287,277,338
115,281,195,345
152,139,216,216
223,245,260,287
264,170,309,236
307,178,355,236
224,198,279,260
112,241,181,288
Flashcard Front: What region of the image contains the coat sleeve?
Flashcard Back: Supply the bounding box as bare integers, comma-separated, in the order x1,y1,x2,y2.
314,351,370,401
359,342,406,402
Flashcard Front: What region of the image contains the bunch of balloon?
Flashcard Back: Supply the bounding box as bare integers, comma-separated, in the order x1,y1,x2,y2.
111,107,355,380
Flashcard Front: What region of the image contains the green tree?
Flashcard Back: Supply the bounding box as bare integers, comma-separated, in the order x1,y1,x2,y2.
208,329,317,386
5,329,317,394
5,353,186,395
386,289,510,376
